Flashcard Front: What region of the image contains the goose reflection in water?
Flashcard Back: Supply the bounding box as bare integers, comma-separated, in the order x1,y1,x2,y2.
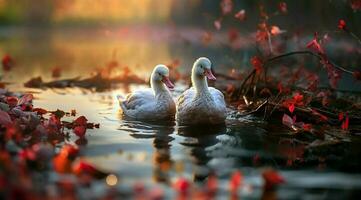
177,124,227,182
121,120,175,184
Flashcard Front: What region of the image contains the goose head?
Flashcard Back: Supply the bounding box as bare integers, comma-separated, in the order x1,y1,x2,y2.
151,65,174,89
192,57,216,80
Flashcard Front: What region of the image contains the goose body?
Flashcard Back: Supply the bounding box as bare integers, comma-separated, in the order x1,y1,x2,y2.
176,57,227,125
119,65,176,121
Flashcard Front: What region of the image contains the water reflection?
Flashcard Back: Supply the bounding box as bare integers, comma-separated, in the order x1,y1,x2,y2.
178,125,226,182
28,86,361,199
119,120,175,184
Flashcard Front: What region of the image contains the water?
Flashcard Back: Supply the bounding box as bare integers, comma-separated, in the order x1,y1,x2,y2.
2,26,361,199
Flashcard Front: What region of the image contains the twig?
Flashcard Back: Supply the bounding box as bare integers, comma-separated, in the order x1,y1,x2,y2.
264,51,353,74
266,30,273,54
349,31,361,46
239,50,355,94
237,100,268,116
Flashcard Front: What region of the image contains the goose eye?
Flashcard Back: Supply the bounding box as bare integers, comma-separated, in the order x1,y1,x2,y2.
200,65,203,69
158,73,162,76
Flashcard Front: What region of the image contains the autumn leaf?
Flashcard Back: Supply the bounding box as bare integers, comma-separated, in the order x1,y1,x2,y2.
74,116,88,126
350,0,361,11
174,177,190,195
2,54,14,71
250,56,263,74
72,160,108,179
52,66,62,78
73,126,86,137
229,170,243,193
206,174,218,195
228,28,239,42
214,19,222,30
306,33,325,54
18,94,33,106
288,104,295,113
278,2,288,14
353,70,361,81
6,96,18,107
33,108,48,115
270,26,286,36
234,9,246,21
262,169,285,190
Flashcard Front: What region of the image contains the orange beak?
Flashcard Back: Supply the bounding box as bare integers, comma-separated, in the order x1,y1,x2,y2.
161,76,175,89
204,69,216,80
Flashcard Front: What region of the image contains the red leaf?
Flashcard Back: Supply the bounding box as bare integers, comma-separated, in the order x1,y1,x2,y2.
174,177,190,194
206,174,218,195
338,19,347,31
293,92,303,103
338,112,344,121
262,169,285,190
270,26,285,36
277,82,290,94
288,104,295,113
306,33,325,54
234,9,246,21
52,66,62,78
311,109,328,122
229,170,243,192
302,124,312,131
33,108,48,115
256,30,268,42
6,96,18,107
250,56,263,74
18,93,33,105
350,0,361,11
228,28,239,42
278,2,288,14
353,70,361,81
73,126,86,137
0,110,12,126
48,114,61,129
19,148,36,161
74,116,88,126
53,145,79,173
341,114,349,130
2,54,14,71
73,160,99,176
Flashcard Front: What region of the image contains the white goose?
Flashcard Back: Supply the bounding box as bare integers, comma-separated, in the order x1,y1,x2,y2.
119,65,176,121
176,57,227,125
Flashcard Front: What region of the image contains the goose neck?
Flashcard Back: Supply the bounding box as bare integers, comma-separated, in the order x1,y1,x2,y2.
192,73,210,96
151,79,170,98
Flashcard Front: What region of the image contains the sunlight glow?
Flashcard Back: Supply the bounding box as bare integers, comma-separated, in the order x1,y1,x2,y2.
53,0,172,22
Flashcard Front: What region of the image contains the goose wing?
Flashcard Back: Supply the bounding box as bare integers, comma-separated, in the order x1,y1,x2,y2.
122,89,155,110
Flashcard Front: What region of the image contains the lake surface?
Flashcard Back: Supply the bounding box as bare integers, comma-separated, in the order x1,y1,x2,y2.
1,26,361,199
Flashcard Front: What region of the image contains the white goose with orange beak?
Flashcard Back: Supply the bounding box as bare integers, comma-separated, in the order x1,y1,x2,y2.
119,65,176,121
176,57,227,125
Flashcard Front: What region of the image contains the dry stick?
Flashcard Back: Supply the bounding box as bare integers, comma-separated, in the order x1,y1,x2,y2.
265,50,354,74
240,50,354,93
348,31,361,46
